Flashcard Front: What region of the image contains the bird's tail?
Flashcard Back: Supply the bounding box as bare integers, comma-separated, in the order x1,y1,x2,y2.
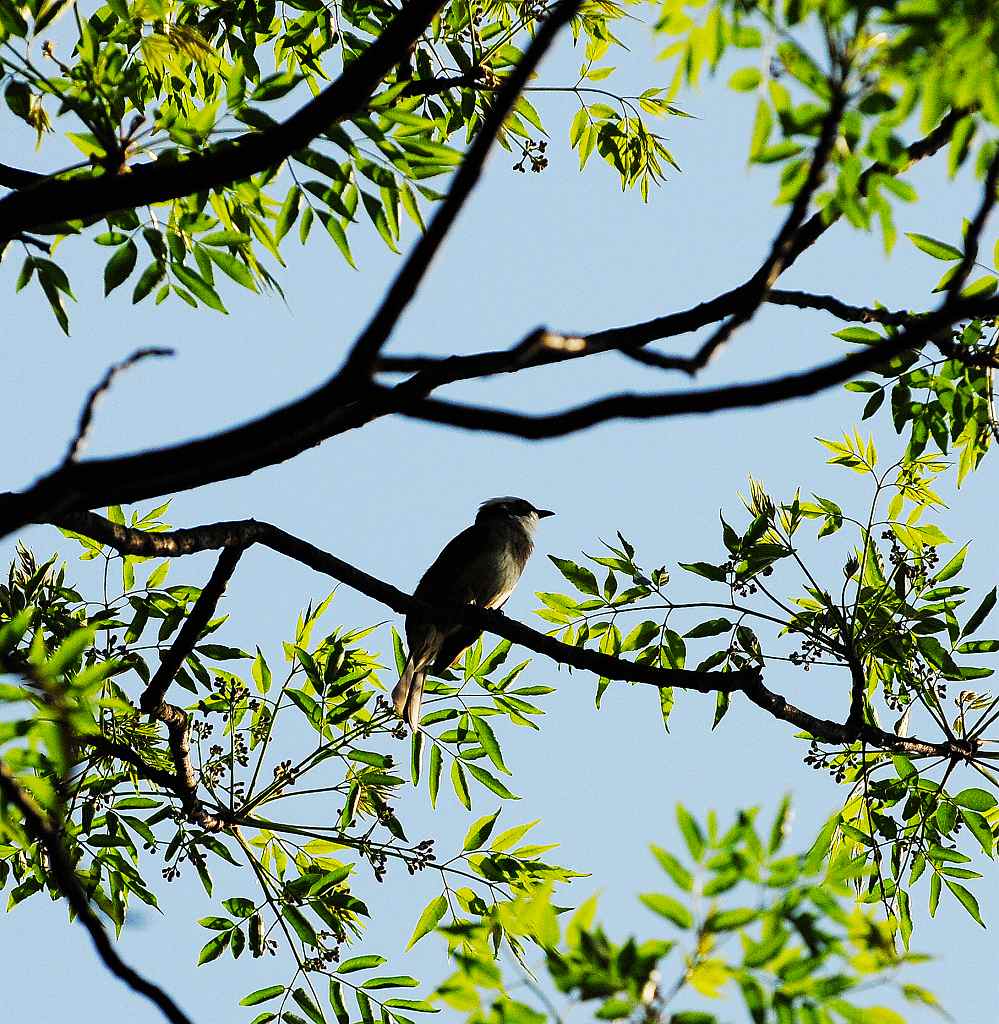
392,651,429,731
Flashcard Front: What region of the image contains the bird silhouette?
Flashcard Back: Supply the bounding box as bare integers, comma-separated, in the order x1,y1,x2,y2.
391,497,554,729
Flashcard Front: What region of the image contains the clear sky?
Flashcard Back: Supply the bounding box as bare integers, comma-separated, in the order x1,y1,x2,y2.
2,15,996,1024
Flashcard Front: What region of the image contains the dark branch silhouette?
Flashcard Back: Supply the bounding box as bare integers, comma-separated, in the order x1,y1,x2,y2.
51,509,975,763
0,1,447,239
65,348,174,464
340,0,582,378
0,763,196,1024
381,289,999,437
0,161,46,189
0,106,975,568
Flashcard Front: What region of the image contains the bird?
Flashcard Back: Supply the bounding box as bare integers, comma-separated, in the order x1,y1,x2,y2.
391,497,554,730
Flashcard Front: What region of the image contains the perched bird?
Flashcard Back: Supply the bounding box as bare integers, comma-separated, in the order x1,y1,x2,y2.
392,497,554,729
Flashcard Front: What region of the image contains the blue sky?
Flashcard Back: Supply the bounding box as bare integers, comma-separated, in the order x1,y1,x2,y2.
2,14,997,1024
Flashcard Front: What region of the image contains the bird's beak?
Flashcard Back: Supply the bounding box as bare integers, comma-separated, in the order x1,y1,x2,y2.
535,509,555,519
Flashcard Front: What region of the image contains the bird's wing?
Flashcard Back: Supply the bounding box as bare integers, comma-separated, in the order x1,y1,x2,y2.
413,523,496,604
410,523,520,669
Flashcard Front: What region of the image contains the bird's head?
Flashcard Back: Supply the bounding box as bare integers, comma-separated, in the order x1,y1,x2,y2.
476,496,555,532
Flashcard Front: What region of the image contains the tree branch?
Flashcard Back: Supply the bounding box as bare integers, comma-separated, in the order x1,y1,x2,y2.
388,290,999,437
675,84,848,374
75,732,182,792
0,112,973,544
64,348,174,464
138,547,244,830
0,761,196,1024
0,161,47,189
0,1,446,239
140,547,244,714
765,289,913,325
569,107,968,364
49,510,979,761
340,0,582,378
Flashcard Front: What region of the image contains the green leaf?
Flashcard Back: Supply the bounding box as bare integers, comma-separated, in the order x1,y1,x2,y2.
712,690,730,729
834,326,883,344
728,67,761,91
961,809,994,856
361,976,420,990
463,809,501,851
679,561,727,583
199,916,234,930
936,544,969,582
769,794,792,853
685,618,733,639
321,214,356,268
293,987,327,1024
466,762,518,800
252,648,272,693
104,241,138,295
339,955,387,973
639,892,693,929
953,788,997,811
429,743,442,808
964,588,996,636
704,907,757,932
676,804,705,860
198,932,229,964
659,686,674,732
906,232,963,261
224,897,257,917
206,248,257,291
471,715,508,774
569,107,588,147
132,262,165,303
241,986,286,1006
945,879,984,926
406,893,447,949
329,980,349,1024
650,844,693,891
382,999,438,1013
172,264,227,313
283,906,318,946
549,556,599,595
451,759,471,809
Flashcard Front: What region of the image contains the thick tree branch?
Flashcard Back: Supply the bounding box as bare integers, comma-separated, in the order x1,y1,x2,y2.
389,290,999,437
0,1,446,239
53,510,755,695
340,0,582,378
0,112,973,543
49,510,978,761
0,762,196,1024
0,161,47,189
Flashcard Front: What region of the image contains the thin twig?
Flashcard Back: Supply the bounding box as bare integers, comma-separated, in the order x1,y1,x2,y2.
64,348,174,464
140,546,244,713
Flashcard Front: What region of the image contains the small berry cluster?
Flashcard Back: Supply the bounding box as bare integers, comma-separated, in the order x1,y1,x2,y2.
788,635,827,671
803,740,859,783
513,139,548,174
